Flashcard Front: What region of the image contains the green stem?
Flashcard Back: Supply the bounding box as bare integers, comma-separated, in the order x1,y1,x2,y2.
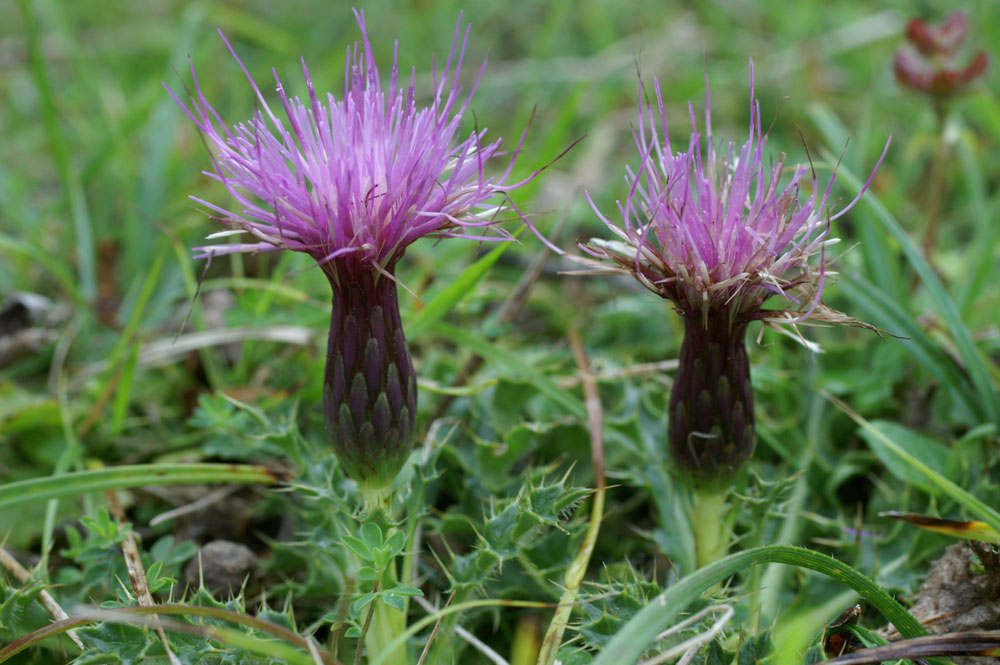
356,580,379,665
367,594,406,665
363,554,406,665
691,487,729,568
362,486,393,517
918,107,949,263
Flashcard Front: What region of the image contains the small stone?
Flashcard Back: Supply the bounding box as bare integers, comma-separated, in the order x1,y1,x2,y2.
184,540,257,598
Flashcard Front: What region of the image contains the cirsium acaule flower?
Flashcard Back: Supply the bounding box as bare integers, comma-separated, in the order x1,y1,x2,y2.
166,11,529,489
574,66,889,480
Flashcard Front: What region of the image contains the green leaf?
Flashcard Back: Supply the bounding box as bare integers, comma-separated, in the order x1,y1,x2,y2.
351,593,377,616
361,522,383,551
76,623,154,665
737,631,772,665
381,592,407,612
859,420,953,493
342,536,373,562
385,531,405,559
0,463,282,513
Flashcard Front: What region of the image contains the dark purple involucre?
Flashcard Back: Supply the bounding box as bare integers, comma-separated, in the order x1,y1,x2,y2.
668,310,754,482
323,258,416,488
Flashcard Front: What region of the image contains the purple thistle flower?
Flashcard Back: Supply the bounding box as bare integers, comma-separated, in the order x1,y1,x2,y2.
166,11,527,489
575,65,889,481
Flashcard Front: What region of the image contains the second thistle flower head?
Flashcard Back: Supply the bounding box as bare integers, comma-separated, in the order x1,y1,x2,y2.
579,66,887,481
167,12,525,489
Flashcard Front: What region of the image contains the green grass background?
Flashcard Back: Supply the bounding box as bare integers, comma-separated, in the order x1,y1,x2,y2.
2,0,999,662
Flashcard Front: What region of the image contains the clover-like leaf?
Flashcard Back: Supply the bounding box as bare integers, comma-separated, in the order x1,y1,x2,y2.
381,591,407,612
343,535,374,562
361,522,384,551
385,530,406,558
351,592,377,617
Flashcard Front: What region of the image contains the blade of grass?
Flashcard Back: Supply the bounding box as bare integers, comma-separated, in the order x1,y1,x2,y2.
166,234,222,387
76,253,165,439
110,343,140,437
96,252,164,392
19,0,96,302
832,161,1000,425
839,273,981,422
203,4,300,55
41,371,87,565
825,390,1000,535
198,276,321,308
0,463,284,513
589,544,926,665
129,5,204,278
953,127,1000,315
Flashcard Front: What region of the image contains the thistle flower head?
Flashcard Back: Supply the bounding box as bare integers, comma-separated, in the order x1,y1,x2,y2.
168,12,527,490
569,65,889,484
165,10,522,276
581,64,887,343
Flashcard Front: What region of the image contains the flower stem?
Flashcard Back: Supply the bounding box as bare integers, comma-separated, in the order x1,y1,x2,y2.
367,594,406,665
691,486,730,568
919,110,949,264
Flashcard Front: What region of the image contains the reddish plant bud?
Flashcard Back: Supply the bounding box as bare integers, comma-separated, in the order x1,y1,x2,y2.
895,49,989,97
896,12,988,98
906,12,968,56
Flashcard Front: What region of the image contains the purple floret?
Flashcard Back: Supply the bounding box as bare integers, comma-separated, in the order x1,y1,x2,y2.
165,10,525,274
